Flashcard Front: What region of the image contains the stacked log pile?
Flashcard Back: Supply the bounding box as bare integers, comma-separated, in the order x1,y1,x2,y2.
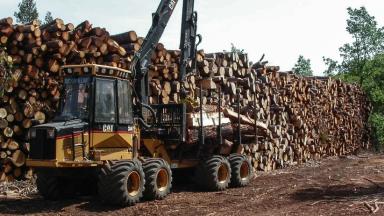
236,64,370,171
0,16,371,180
146,44,181,105
0,17,135,181
144,46,371,172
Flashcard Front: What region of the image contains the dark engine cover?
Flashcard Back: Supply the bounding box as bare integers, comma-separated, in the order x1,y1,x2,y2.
29,128,56,160
28,119,88,160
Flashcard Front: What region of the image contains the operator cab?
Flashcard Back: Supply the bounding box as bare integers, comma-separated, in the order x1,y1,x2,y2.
57,66,133,125
28,64,135,165
60,64,134,130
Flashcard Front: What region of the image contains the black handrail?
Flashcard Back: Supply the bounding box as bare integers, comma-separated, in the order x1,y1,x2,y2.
237,89,241,146
217,86,222,146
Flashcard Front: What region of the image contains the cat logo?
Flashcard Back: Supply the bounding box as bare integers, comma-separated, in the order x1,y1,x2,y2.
169,0,177,10
102,124,114,132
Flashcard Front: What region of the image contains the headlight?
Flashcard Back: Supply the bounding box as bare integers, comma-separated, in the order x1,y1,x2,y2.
47,128,55,139
29,128,36,138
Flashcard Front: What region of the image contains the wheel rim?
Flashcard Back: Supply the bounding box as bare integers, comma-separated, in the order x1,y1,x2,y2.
156,168,169,192
240,161,250,180
127,171,141,197
218,163,229,184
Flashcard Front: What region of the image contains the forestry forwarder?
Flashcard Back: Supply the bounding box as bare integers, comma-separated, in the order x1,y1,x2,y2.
26,0,253,205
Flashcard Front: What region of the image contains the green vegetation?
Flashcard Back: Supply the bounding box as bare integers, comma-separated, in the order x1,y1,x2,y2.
43,11,54,25
230,43,245,54
323,7,384,149
14,0,54,25
292,55,313,76
14,0,39,24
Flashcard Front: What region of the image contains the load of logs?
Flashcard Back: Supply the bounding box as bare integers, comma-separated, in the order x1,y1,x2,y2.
144,44,371,172
0,16,371,181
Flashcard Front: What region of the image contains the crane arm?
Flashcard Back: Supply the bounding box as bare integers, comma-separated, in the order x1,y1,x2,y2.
179,0,200,80
131,0,179,104
132,0,199,102
132,0,199,143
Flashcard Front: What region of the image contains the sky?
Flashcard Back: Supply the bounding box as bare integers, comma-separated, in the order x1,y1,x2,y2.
1,0,384,75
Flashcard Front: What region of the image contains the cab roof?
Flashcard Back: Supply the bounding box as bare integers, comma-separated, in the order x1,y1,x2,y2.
60,64,131,80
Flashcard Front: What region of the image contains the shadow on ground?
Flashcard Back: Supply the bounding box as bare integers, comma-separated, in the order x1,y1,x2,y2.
292,183,384,202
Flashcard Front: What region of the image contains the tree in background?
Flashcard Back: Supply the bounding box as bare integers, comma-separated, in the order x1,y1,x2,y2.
43,11,54,25
324,7,384,149
322,57,338,77
340,7,384,84
13,0,39,24
230,43,244,54
292,55,313,76
324,7,384,83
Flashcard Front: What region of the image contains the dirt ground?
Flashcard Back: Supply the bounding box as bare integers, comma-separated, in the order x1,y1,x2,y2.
1,152,384,216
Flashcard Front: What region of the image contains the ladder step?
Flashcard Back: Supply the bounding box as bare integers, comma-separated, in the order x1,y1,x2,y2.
74,143,84,147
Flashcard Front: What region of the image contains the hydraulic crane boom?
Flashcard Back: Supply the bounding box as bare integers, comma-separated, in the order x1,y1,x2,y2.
131,0,199,105
179,0,200,80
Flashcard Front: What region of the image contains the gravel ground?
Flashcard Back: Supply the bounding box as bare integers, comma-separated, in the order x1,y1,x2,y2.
1,152,384,216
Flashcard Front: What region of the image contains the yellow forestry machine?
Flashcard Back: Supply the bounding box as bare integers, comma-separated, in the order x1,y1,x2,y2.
26,0,253,205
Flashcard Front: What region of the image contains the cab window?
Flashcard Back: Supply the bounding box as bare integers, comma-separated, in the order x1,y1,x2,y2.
118,80,133,124
95,79,116,123
60,77,91,120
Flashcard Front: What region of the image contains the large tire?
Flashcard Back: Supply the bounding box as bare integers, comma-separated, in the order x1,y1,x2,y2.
195,155,231,191
143,158,172,200
98,160,145,206
36,172,75,200
229,154,253,187
77,176,98,196
36,172,61,200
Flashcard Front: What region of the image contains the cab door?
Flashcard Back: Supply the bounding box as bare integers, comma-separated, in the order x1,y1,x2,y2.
91,78,134,150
